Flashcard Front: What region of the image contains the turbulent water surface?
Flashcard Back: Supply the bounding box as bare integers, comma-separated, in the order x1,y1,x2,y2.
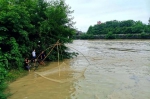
8,40,150,99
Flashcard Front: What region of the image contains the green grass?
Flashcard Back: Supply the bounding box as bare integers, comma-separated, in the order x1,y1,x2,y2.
6,70,28,83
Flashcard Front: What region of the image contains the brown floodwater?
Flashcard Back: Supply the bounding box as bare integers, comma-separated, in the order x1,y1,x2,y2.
8,40,150,99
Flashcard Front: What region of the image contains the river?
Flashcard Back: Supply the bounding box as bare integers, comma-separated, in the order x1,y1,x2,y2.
8,40,150,99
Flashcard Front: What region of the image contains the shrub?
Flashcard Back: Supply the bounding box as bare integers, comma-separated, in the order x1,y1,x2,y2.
105,32,115,39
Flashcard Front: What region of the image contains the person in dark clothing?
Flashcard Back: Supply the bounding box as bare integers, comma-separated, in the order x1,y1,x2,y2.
40,51,45,60
39,51,45,65
24,58,30,72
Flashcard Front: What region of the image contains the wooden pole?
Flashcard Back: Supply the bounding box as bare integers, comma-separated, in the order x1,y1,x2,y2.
57,41,60,77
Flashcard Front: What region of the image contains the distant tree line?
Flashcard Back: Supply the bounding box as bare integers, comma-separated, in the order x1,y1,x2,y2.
75,20,150,39
0,0,75,98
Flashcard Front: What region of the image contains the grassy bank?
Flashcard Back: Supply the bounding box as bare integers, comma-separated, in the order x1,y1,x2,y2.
6,70,28,83
0,69,28,99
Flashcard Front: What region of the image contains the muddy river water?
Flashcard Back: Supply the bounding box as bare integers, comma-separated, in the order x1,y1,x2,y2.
8,40,150,99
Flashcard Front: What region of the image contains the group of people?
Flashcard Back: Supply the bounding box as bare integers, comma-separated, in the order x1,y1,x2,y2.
24,49,46,72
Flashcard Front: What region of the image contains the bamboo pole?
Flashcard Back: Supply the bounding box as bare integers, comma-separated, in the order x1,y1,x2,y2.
57,41,60,77
42,40,60,61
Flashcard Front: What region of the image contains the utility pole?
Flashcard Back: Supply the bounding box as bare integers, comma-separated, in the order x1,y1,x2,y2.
148,17,150,25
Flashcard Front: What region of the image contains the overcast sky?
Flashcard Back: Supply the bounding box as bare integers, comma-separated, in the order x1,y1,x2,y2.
65,0,150,32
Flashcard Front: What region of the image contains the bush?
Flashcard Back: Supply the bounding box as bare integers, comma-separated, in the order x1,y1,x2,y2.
140,32,148,39
0,62,8,99
105,32,115,39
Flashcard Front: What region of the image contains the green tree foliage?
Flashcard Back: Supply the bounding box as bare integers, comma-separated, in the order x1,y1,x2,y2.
86,20,150,35
105,31,115,39
0,49,8,99
0,0,75,69
0,0,75,97
76,19,150,39
148,18,150,32
87,26,93,34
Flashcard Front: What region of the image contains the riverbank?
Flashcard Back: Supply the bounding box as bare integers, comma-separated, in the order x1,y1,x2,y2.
74,33,150,39
5,62,50,98
5,61,52,83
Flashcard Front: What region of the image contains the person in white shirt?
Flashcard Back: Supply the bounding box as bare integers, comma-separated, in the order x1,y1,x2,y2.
32,49,36,66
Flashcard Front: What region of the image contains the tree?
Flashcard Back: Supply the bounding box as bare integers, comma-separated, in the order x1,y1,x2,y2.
0,49,8,99
87,26,93,34
0,0,76,98
0,0,76,69
86,20,148,34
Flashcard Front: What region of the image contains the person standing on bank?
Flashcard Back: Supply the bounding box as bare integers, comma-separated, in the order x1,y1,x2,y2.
24,58,30,72
39,51,46,65
40,51,45,60
32,49,36,66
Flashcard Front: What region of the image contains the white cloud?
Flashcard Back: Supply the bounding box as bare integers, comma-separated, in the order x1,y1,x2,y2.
65,0,150,32
47,0,150,32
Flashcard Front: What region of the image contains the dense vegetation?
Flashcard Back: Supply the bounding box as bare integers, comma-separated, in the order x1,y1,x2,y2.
76,20,150,39
0,0,75,98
